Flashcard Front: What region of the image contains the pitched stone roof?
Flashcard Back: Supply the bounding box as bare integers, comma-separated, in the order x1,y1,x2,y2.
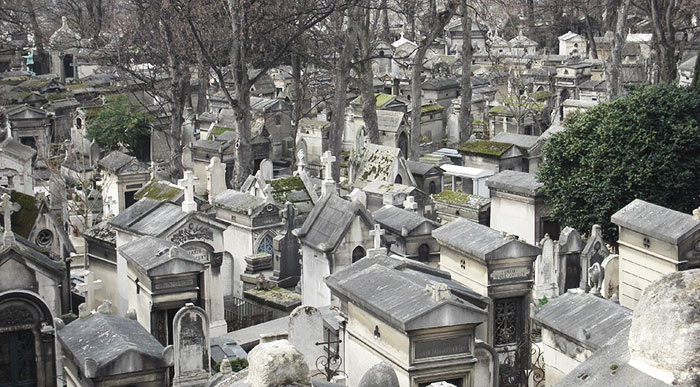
405,160,441,176
458,140,513,157
295,194,374,252
533,290,632,351
376,110,405,133
98,151,148,175
421,77,459,90
611,199,700,244
491,132,539,150
57,313,168,378
373,205,438,234
486,170,543,197
354,144,402,187
432,218,541,260
109,199,187,236
325,254,487,332
118,236,204,276
213,190,265,214
0,137,36,161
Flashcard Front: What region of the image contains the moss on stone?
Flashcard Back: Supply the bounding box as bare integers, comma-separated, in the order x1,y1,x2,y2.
211,126,233,136
135,180,182,201
432,190,480,205
245,286,301,304
421,103,444,114
459,140,511,156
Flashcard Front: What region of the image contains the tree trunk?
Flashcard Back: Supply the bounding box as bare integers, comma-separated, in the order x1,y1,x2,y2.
458,2,473,144
585,15,598,59
161,18,187,180
381,0,391,41
356,5,379,144
196,60,209,114
291,53,303,160
228,0,253,189
649,0,678,83
691,48,700,90
330,10,357,181
409,2,458,161
606,0,630,100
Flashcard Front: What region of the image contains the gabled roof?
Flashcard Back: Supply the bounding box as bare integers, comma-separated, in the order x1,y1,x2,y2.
325,254,487,332
57,313,168,378
363,180,416,196
353,143,405,187
491,132,539,150
432,218,541,260
118,236,204,277
0,136,36,161
459,140,514,157
421,77,459,90
109,199,187,236
559,31,585,41
376,110,406,133
98,151,148,175
5,104,49,119
611,199,700,244
405,160,442,176
212,190,265,214
0,234,65,275
486,170,543,197
295,194,374,252
373,205,439,234
679,55,697,72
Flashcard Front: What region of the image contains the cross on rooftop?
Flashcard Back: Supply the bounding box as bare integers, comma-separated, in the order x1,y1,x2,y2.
1,193,21,238
369,224,385,250
76,271,103,312
320,151,336,181
178,170,198,201
403,196,418,212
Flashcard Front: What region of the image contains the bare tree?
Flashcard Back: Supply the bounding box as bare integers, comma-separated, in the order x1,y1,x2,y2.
606,0,631,99
353,0,380,144
458,0,473,143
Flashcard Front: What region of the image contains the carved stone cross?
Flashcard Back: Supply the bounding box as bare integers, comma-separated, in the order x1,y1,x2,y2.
76,270,103,312
1,193,21,237
369,224,385,250
320,151,336,181
403,196,418,212
178,170,199,213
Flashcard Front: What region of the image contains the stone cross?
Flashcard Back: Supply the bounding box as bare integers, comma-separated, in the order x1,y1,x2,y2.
178,170,198,213
296,149,306,174
1,193,21,242
369,224,385,250
150,161,157,180
76,270,103,312
403,196,418,212
320,151,336,181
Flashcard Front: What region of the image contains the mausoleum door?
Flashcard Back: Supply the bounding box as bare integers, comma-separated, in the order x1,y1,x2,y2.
0,329,37,387
564,254,581,291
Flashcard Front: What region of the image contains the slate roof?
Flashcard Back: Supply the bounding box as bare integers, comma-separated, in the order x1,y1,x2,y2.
679,55,697,71
432,218,541,260
533,291,632,350
354,144,403,187
295,194,374,252
405,160,442,176
109,199,187,236
57,313,167,378
486,171,543,197
213,190,265,214
491,132,539,150
373,205,439,234
552,330,666,387
559,31,585,41
0,234,65,274
325,254,488,332
611,199,700,244
363,180,415,195
118,236,204,276
376,110,406,133
458,140,513,157
98,151,133,171
421,78,459,90
83,220,116,245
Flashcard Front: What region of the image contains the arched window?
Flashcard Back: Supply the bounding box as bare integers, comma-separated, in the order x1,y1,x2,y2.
418,244,430,261
257,234,274,255
352,246,366,263
394,174,403,184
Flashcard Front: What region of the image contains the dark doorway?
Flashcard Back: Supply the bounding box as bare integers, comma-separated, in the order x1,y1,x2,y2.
564,255,581,291
124,191,137,209
542,218,560,240
352,246,366,263
398,132,408,158
394,174,403,184
419,378,463,387
0,330,37,387
429,181,437,194
63,54,75,78
418,244,430,261
19,136,36,150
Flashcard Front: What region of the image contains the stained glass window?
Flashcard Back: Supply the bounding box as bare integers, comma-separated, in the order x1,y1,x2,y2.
257,234,273,255
494,297,520,345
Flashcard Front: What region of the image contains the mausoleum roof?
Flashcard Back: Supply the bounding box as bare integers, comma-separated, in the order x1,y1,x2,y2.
491,132,539,150
432,218,541,261
118,236,204,276
57,313,168,378
533,290,632,351
373,205,438,234
0,136,37,161
486,170,543,197
213,190,265,214
611,199,700,244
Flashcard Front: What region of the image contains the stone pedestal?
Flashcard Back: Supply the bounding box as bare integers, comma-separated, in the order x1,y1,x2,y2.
245,253,273,274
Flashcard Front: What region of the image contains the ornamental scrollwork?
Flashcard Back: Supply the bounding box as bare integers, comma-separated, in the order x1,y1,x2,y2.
0,305,35,328
170,223,214,245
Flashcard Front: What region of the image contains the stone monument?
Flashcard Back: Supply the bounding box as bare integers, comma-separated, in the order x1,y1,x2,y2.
288,305,325,371
580,224,610,290
533,234,558,300
206,157,227,203
173,303,210,387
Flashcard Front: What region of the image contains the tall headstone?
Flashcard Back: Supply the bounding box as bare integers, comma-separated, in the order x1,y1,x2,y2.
88,140,100,167
76,271,103,312
557,226,584,294
601,254,619,301
178,170,199,213
1,193,21,244
533,234,558,300
368,224,387,257
206,157,227,203
260,158,274,181
320,151,337,196
271,202,301,287
580,224,610,290
288,305,325,371
173,303,210,387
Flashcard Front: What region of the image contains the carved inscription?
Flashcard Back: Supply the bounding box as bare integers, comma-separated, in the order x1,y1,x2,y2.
414,335,470,360
489,267,530,282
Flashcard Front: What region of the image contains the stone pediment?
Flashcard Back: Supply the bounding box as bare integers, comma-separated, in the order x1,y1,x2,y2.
166,219,217,246
117,158,150,175
6,105,49,120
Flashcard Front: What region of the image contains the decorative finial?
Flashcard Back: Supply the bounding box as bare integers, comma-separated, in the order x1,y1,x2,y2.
1,193,21,245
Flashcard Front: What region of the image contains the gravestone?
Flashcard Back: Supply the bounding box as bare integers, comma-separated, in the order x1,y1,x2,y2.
368,224,387,258
588,262,604,296
260,159,274,181
288,305,325,371
76,271,103,312
173,303,210,387
557,227,584,294
349,188,367,207
601,254,619,300
206,157,227,202
320,151,337,196
178,170,199,213
89,140,100,167
533,234,558,300
580,224,610,290
247,339,309,387
270,202,301,287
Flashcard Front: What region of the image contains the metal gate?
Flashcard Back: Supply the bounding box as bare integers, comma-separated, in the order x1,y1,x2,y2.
223,296,273,332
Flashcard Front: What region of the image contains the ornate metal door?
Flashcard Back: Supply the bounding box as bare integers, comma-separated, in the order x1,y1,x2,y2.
0,330,37,387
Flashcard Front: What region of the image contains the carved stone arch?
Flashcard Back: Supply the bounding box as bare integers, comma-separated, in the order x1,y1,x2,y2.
254,231,276,256
179,241,215,265
0,290,56,387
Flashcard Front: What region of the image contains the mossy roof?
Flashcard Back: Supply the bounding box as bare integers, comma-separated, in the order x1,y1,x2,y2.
134,180,183,202
211,126,234,136
353,93,395,107
1,191,40,238
245,286,301,305
459,140,512,156
531,90,552,101
421,103,444,114
489,106,508,114
432,190,488,207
